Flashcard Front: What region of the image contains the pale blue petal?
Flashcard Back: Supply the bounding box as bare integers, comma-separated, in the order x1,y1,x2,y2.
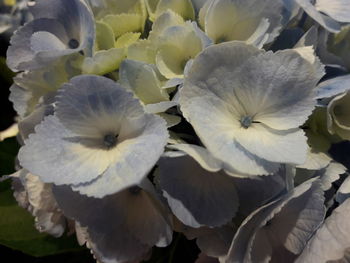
71,112,168,198
296,198,350,262
316,74,350,99
295,0,341,33
53,184,172,262
225,179,325,262
18,115,110,185
159,154,238,228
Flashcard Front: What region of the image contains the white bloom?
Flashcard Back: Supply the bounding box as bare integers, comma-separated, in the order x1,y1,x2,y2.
19,75,168,198
180,42,324,176
7,0,95,71
199,0,283,46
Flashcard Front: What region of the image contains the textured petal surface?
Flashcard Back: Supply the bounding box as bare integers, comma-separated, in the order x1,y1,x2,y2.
166,144,222,172
295,0,341,32
18,115,112,185
296,198,350,263
72,110,168,197
315,0,350,22
159,154,238,228
180,42,320,175
119,59,169,104
204,0,282,44
53,185,172,262
225,179,325,263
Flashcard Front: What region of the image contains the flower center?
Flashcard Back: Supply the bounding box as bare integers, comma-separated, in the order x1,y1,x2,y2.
68,38,80,49
103,134,118,148
240,116,253,129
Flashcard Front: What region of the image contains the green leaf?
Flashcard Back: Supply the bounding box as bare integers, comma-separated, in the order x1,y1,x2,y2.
0,57,15,85
0,180,83,257
0,138,83,257
0,137,19,176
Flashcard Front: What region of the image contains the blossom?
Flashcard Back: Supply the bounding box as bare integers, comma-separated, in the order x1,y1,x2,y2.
198,0,283,46
18,75,168,198
7,0,95,71
180,41,324,176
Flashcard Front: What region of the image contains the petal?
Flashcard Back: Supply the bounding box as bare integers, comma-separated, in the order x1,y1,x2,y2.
30,0,95,55
234,49,322,130
148,10,185,41
102,13,144,38
166,144,222,172
82,48,125,75
53,186,153,262
55,75,135,137
127,39,157,64
95,21,115,51
30,31,66,52
156,25,203,79
7,18,69,71
316,74,350,99
119,59,169,104
204,0,282,44
233,166,291,217
315,0,350,23
336,175,350,204
154,0,195,21
295,0,341,33
296,198,350,263
233,124,308,164
71,112,168,197
18,115,113,185
158,154,238,228
225,179,325,262
53,184,172,259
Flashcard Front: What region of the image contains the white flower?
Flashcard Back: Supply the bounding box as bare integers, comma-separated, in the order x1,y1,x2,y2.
180,41,324,176
199,0,283,46
19,75,168,198
7,0,95,71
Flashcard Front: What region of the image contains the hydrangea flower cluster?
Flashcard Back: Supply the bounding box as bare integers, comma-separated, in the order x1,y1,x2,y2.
4,0,350,262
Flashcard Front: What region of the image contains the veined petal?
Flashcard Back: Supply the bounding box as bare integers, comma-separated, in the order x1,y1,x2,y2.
225,179,325,262
159,154,238,228
315,0,350,23
18,115,112,185
233,124,308,164
53,184,171,262
295,0,341,33
296,198,350,263
71,112,168,197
